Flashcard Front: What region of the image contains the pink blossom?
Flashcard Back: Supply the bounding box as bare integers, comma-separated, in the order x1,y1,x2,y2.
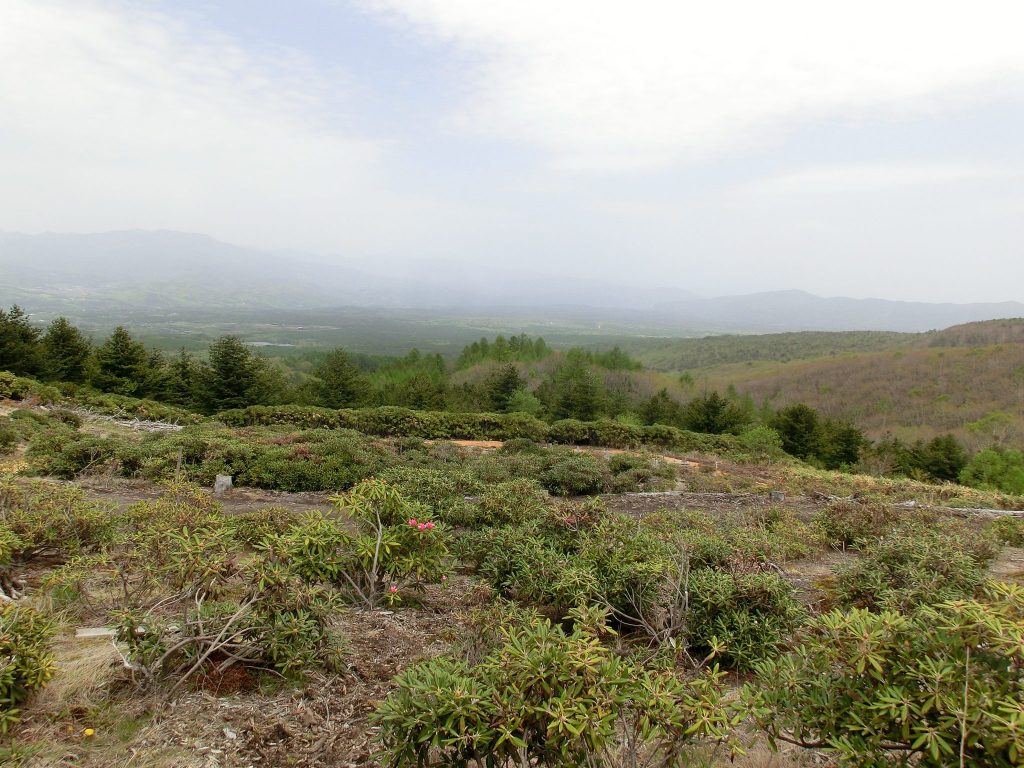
425,522,435,530
417,523,426,530
389,585,398,593
408,518,417,526
441,575,447,581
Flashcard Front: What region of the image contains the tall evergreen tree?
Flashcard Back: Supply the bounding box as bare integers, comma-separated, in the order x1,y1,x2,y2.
40,317,91,383
640,388,683,427
0,305,43,376
681,391,750,434
164,349,201,410
552,357,603,421
92,326,149,395
770,403,822,460
199,336,263,413
485,363,524,412
311,348,369,408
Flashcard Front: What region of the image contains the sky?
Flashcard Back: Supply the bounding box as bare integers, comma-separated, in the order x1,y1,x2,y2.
1,0,1023,303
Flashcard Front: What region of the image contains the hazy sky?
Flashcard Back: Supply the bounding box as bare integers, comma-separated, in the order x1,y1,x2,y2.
2,0,1023,302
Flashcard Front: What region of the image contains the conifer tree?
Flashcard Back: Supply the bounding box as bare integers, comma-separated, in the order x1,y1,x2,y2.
311,348,369,408
92,326,149,395
485,363,524,412
0,305,43,376
41,317,91,383
199,335,263,413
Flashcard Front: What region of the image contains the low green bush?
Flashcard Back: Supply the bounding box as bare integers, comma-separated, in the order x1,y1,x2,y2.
607,452,676,492
0,604,56,734
373,608,739,767
217,404,754,455
472,479,549,527
0,421,14,455
375,466,481,525
748,583,1024,767
687,568,805,670
268,478,451,607
26,433,120,479
540,451,609,496
991,515,1024,547
813,499,900,548
831,518,998,612
0,372,59,404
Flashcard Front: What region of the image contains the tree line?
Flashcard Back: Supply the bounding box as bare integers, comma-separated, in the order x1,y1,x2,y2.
2,306,1020,491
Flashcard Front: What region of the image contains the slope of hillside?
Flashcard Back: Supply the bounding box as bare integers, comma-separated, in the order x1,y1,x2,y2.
689,341,1024,446
635,319,1024,372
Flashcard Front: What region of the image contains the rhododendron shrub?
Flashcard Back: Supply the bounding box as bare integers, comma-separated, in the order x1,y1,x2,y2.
374,607,740,767
268,478,450,607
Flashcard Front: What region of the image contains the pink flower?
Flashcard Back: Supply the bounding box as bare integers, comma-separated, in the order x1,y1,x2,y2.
441,575,447,581
389,584,398,593
417,523,426,530
408,518,417,526
425,522,435,530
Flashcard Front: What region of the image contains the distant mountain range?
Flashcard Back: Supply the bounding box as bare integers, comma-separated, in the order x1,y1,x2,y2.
1,229,1021,333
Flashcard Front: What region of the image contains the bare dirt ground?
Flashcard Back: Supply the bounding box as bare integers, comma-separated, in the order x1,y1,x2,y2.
76,477,338,518
15,577,486,768
990,546,1024,584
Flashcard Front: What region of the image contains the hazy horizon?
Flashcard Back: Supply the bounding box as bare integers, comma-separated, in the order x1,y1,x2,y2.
2,1,1023,304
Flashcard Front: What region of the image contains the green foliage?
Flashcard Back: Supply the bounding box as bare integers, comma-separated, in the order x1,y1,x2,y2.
473,478,549,527
0,477,118,556
374,609,739,767
568,345,643,371
456,334,550,368
681,391,750,435
813,499,900,548
539,451,608,496
831,518,997,612
40,317,91,384
733,425,781,458
198,335,281,413
0,605,56,734
218,404,551,442
687,568,805,670
748,583,1024,767
375,466,481,525
217,403,751,457
961,447,1024,495
990,515,1024,547
0,420,15,455
92,326,150,396
0,372,59,404
23,423,392,492
73,389,203,424
269,479,450,607
0,306,43,378
551,356,605,421
308,347,370,409
27,432,119,479
606,452,676,492
639,388,683,428
484,363,524,413
770,403,821,461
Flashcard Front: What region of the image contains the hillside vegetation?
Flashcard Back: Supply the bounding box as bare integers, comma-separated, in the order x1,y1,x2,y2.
2,304,1024,766
634,318,1024,371
636,320,1024,447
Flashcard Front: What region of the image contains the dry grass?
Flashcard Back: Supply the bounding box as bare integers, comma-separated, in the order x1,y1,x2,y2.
728,743,823,767
29,634,123,715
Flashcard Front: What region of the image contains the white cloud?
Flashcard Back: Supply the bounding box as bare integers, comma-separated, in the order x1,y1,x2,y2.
0,0,497,253
738,163,1016,197
365,0,1024,171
